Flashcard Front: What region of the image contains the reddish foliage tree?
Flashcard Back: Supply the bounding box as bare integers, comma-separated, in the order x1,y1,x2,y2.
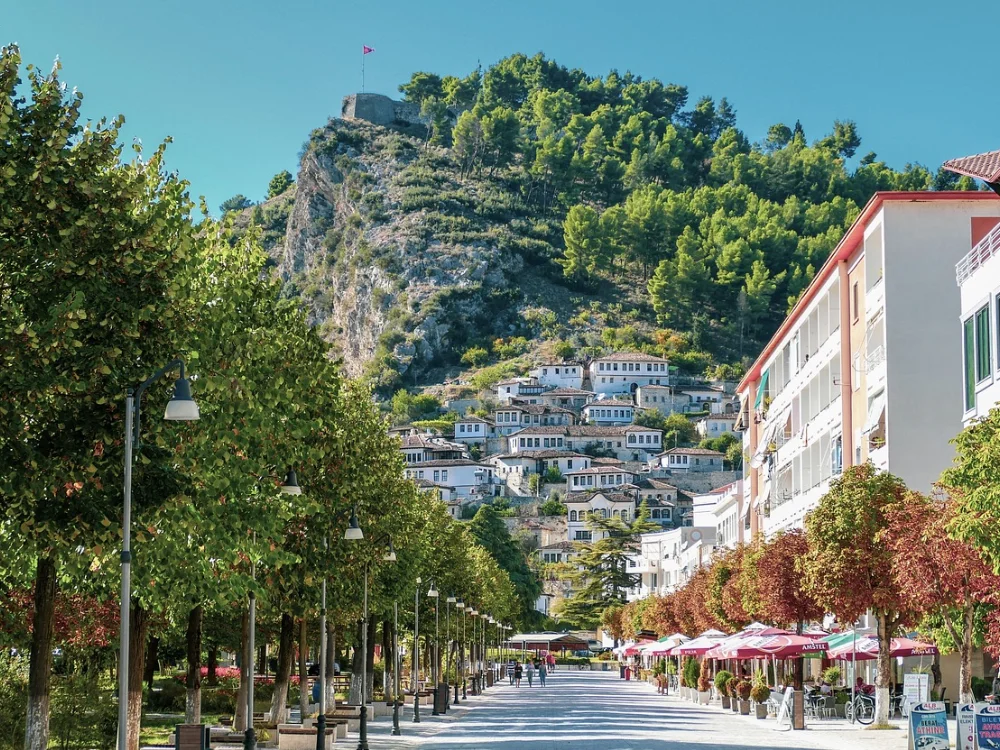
2,589,119,649
644,593,682,636
755,530,823,630
884,494,999,703
706,545,750,632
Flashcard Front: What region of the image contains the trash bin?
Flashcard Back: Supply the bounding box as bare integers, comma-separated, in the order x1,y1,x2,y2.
625,667,631,681
620,665,626,679
435,683,449,714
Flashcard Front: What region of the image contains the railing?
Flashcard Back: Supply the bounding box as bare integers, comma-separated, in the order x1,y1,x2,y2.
866,345,885,371
957,221,1000,285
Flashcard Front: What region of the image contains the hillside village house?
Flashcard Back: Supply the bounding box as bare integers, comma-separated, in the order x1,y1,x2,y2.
404,459,496,500
582,399,636,426
626,526,717,601
680,386,732,414
537,386,595,412
494,377,545,404
564,490,636,541
538,540,576,564
454,415,493,446
635,384,691,414
399,434,467,465
655,446,725,472
564,465,637,492
506,425,664,462
529,362,584,390
944,152,1000,425
413,477,455,503
492,402,575,436
489,450,590,493
695,414,738,439
588,352,671,398
736,191,1000,538
629,478,680,526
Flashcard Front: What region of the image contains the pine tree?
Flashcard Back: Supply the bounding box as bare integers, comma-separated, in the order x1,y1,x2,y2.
558,204,604,284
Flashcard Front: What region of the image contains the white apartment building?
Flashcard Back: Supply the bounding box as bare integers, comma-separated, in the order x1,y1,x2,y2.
736,191,1000,538
944,152,1000,424
453,415,493,446
492,403,575,436
635,385,691,414
680,387,731,414
564,490,636,541
655,447,725,473
688,481,743,550
582,399,636,426
529,362,584,390
506,425,664,462
588,352,671,398
399,434,467,465
626,526,716,601
494,377,546,404
695,415,738,439
403,459,496,500
536,386,595,412
564,465,637,492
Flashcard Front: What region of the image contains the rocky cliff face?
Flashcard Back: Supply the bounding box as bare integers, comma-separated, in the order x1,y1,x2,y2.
243,117,554,390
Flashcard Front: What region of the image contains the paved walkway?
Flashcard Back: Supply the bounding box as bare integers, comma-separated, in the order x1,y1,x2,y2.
366,670,911,749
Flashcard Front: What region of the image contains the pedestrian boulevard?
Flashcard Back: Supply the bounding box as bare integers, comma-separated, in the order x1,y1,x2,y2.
367,670,910,750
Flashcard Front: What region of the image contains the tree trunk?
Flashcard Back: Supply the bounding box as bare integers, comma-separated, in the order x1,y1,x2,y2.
874,613,893,725
381,620,391,698
960,602,975,704
185,606,203,724
325,623,336,710
931,652,943,703
235,609,249,732
298,617,309,719
145,635,159,690
24,556,57,750
793,621,804,689
207,647,218,685
127,600,149,750
268,613,295,725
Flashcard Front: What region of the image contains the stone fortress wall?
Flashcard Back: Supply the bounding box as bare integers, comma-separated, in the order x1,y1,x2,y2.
341,93,428,126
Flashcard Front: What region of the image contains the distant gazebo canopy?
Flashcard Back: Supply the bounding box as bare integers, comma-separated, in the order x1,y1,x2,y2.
507,631,590,652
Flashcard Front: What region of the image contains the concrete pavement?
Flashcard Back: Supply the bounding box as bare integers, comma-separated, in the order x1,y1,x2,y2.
365,669,911,749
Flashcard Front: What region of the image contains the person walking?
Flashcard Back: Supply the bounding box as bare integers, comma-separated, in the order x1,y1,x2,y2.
538,659,547,687
506,660,515,685
526,659,535,687
547,652,555,674
514,661,523,687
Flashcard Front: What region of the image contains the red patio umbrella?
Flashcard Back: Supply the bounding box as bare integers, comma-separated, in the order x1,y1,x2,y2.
828,636,938,661
718,634,829,660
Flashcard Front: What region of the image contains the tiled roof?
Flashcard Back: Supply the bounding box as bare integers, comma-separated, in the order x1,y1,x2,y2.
633,478,679,491
499,403,574,415
409,459,487,468
943,150,1000,184
399,435,465,451
539,541,575,551
413,478,456,490
564,490,637,504
456,415,493,424
489,450,588,460
508,425,663,438
660,447,724,457
563,466,637,476
592,351,669,363
542,387,595,396
584,399,636,409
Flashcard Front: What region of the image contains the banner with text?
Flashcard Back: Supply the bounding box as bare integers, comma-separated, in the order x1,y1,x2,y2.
908,702,948,750
977,704,1000,749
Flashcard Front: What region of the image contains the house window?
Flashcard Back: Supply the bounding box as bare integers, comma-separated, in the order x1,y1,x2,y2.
442,470,448,482
459,424,466,433
519,438,526,447
977,305,991,383
534,438,541,447
599,363,605,371
567,460,573,469
852,281,859,322
434,470,440,481
965,316,976,411
628,435,636,444
832,435,843,475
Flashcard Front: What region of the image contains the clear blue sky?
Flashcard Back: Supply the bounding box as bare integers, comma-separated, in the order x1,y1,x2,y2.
8,0,999,213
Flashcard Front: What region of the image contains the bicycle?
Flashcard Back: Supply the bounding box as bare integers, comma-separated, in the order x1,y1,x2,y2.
845,692,875,725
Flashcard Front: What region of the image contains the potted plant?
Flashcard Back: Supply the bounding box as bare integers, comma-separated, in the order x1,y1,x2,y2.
730,680,741,712
737,678,752,715
822,666,841,687
715,670,733,710
697,660,712,705
750,671,770,719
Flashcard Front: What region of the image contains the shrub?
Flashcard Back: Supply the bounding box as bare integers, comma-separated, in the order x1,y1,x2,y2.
750,671,770,703
461,346,490,368
714,670,733,695
0,655,28,748
822,666,842,686
537,498,566,516
682,657,699,689
697,660,711,692
147,678,186,711
735,679,751,700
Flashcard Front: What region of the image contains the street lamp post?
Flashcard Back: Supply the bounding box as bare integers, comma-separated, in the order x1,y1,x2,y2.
427,582,439,716
354,528,392,750
391,599,400,736
445,595,455,712
454,600,464,704
412,577,421,723
118,360,199,750
467,609,477,694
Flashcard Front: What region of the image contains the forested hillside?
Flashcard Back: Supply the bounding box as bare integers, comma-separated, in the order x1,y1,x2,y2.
236,52,976,394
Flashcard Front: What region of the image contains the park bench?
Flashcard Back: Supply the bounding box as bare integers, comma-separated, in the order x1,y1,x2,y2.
276,725,334,750
175,725,210,750
326,707,362,733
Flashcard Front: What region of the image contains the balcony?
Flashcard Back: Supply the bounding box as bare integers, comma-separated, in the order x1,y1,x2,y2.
957,221,1000,285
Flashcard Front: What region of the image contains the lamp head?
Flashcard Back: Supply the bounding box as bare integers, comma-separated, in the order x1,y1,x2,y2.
427,580,439,598
164,375,200,421
469,609,478,616
456,598,464,609
279,469,302,495
446,594,456,604
383,540,397,562
343,507,364,541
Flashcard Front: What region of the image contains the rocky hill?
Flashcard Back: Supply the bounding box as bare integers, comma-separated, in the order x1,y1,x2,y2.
237,114,656,395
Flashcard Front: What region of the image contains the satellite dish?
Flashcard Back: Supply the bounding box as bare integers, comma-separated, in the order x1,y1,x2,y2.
689,530,702,542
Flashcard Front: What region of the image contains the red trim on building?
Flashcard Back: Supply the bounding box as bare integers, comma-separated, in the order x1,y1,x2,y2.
736,191,999,394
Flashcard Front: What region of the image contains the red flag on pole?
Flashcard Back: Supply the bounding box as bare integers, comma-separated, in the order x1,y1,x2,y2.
363,45,375,55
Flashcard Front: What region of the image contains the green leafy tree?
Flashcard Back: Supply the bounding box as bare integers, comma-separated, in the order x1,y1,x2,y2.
419,96,451,147
480,107,521,174
398,72,444,105
467,506,542,623
267,170,294,198
558,205,604,284
461,346,490,368
452,110,483,176
220,194,254,214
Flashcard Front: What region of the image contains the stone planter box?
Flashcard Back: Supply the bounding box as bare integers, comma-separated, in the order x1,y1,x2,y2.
755,703,768,719
721,696,731,710
739,699,750,715
698,691,710,705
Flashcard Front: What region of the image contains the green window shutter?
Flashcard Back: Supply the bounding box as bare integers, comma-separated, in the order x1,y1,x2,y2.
965,317,976,411
977,306,992,382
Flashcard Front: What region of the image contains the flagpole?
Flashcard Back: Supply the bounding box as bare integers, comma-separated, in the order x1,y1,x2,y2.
362,48,365,93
